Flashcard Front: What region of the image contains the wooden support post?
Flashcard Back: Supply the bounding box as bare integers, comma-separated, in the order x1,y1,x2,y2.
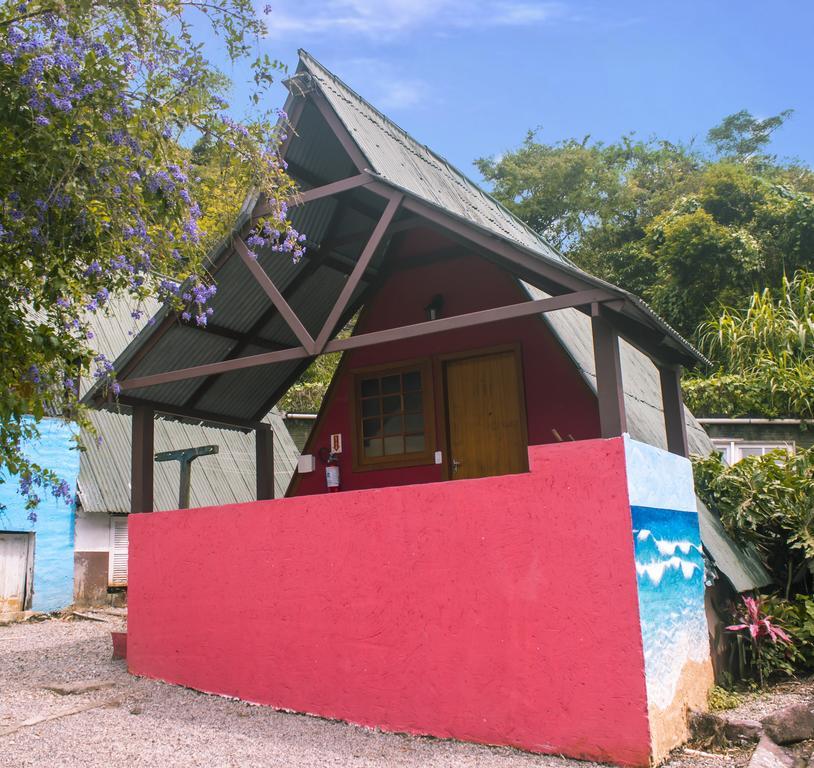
591,306,627,438
659,364,689,458
130,406,154,513
256,426,275,501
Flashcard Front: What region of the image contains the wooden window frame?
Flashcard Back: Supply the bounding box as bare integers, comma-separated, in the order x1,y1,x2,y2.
351,358,436,472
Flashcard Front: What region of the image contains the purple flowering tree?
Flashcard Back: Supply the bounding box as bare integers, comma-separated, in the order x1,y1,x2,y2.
0,0,304,514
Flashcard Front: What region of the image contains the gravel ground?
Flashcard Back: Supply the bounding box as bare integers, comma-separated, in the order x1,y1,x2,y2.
0,617,804,768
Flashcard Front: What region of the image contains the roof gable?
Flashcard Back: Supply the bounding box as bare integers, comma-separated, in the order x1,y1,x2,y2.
296,50,568,266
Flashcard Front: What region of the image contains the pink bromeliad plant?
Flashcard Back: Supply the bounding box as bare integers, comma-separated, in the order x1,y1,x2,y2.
727,596,793,686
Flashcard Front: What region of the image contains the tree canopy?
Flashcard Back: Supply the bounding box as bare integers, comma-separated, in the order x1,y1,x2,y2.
477,111,814,341
0,0,301,513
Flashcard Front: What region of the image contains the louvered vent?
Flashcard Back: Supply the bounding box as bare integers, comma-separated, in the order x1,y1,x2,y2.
108,516,129,586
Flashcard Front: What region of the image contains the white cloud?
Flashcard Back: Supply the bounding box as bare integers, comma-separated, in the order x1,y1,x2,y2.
263,0,566,39
325,57,432,111
377,80,425,110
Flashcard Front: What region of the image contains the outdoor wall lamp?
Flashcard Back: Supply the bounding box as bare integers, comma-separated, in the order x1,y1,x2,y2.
425,294,444,321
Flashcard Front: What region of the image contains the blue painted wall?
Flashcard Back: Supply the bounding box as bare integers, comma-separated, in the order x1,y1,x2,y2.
0,418,78,612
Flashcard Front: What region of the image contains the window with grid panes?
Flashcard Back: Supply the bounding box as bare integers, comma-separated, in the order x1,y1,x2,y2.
354,361,434,468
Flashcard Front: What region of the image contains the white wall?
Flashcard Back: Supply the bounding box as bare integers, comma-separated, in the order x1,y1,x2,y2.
74,510,110,552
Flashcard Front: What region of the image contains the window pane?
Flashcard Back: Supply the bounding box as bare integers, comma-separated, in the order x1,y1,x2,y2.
384,435,404,455
383,414,403,435
404,392,422,413
382,395,401,415
405,434,425,453
405,412,424,432
364,438,383,457
403,371,422,391
361,398,381,418
362,418,381,438
739,446,763,458
360,378,379,397
381,375,401,395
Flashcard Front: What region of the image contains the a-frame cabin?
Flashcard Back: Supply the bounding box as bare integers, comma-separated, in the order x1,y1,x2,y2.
86,51,770,767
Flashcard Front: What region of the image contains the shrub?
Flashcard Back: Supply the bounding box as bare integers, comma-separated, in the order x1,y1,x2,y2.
693,448,814,595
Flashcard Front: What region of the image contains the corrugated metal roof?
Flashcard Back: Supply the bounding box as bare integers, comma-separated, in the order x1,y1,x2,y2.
297,50,568,267
697,498,771,591
81,294,161,398
523,281,712,454
294,51,705,369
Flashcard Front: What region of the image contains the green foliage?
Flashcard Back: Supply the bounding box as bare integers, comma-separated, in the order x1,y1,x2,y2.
724,593,814,685
478,111,814,339
762,594,814,669
693,449,814,594
730,630,800,686
646,168,814,335
0,0,296,511
278,379,333,414
683,271,814,418
476,132,699,256
707,109,794,163
707,685,743,710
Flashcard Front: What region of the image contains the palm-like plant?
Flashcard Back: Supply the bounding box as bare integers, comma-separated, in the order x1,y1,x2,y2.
700,271,814,370
684,270,814,419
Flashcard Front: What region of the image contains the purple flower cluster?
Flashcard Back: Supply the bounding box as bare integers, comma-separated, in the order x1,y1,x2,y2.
18,469,75,520
246,212,307,264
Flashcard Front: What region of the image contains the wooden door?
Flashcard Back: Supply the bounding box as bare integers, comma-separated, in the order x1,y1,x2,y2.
0,532,33,616
444,349,529,480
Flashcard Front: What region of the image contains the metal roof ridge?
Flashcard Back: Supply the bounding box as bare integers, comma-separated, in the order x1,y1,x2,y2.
296,50,570,261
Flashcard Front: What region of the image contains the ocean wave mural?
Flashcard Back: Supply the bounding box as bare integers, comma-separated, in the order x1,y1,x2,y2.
632,506,710,712
623,435,713,762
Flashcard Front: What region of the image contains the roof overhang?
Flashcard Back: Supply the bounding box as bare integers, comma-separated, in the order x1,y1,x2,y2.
83,50,707,429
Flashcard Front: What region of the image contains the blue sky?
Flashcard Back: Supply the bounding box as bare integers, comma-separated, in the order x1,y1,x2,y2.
212,1,813,179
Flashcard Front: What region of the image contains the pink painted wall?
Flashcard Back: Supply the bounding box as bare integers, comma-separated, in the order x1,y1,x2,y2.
293,242,600,496
128,438,652,766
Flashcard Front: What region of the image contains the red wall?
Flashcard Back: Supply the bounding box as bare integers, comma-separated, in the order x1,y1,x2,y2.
129,439,652,766
293,247,600,495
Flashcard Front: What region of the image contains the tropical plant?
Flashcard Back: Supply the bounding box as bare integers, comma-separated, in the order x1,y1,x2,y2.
761,594,814,670
683,271,814,419
726,596,795,686
693,448,814,595
0,0,301,513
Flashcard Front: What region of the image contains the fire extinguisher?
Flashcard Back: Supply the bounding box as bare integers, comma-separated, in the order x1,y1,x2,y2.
319,447,341,492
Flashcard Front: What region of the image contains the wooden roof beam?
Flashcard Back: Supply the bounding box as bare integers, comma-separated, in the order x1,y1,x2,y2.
118,288,616,392
313,192,402,353
112,395,266,431
253,173,371,219
233,235,317,354
324,288,613,355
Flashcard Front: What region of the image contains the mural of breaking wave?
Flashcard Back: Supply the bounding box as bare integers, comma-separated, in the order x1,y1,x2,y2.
632,506,709,712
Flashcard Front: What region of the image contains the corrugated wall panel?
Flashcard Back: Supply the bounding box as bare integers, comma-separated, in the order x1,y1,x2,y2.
78,408,297,513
